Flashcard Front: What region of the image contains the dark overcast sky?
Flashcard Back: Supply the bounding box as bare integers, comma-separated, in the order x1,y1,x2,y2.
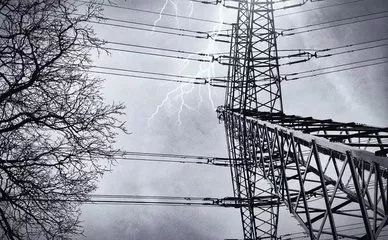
77,0,388,239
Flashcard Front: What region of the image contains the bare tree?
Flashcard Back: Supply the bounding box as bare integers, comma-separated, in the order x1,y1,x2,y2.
0,0,126,239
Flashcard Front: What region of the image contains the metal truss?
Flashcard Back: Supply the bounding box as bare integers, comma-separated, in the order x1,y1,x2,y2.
219,108,388,239
221,0,388,239
225,0,283,113
249,111,388,157
223,1,285,238
222,106,280,239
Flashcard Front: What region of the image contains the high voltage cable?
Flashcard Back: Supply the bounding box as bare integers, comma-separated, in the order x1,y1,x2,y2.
284,60,388,81
79,0,232,25
89,15,231,41
205,2,373,37
96,16,208,34
111,156,229,166
117,151,224,160
280,37,388,65
284,56,388,81
282,12,388,36
286,56,388,75
275,0,365,17
321,37,388,52
88,65,205,80
315,42,388,59
90,21,208,40
90,21,230,43
103,40,210,57
101,46,212,62
89,40,230,63
110,151,230,166
4,61,225,86
8,155,229,166
188,0,220,5
212,37,388,65
88,70,207,84
89,69,226,87
2,197,223,207
285,10,388,31
1,194,248,208
72,12,214,37
189,0,295,6
3,150,230,166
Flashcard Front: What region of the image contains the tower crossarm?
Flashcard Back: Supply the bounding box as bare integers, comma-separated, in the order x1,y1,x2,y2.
218,107,388,240
239,110,388,157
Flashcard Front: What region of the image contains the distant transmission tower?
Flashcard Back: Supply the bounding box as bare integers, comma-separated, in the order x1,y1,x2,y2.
217,0,388,239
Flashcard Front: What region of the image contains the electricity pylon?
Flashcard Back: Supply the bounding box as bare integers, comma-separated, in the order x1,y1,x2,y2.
217,1,388,239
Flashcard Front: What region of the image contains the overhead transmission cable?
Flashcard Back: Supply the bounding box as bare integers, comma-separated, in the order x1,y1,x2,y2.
88,66,203,80
85,40,216,62
3,194,275,208
283,56,388,81
89,70,207,85
2,194,226,207
202,0,368,36
211,36,388,66
101,45,212,62
191,0,308,10
280,37,388,65
104,40,208,57
88,39,232,64
91,70,228,87
275,0,365,18
282,10,388,36
4,150,231,166
89,20,230,43
79,0,232,25
107,151,230,166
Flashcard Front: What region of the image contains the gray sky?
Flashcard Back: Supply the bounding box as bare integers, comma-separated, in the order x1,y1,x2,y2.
78,0,388,239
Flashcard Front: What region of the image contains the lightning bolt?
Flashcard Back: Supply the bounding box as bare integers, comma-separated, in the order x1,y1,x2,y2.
153,0,180,30
147,0,226,127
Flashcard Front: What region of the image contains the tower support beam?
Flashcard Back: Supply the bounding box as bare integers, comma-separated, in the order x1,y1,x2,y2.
218,108,388,239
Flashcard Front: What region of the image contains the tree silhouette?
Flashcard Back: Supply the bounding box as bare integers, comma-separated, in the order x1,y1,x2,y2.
0,1,126,239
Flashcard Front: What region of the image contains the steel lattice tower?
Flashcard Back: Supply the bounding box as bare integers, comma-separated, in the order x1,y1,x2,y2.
217,0,388,239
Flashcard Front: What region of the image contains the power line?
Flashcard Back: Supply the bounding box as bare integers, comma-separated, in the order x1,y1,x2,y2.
2,194,270,208
116,151,223,160
89,70,207,84
288,10,388,31
90,39,231,63
90,20,230,43
286,56,388,75
101,46,212,62
111,156,229,166
110,150,230,166
315,42,388,58
282,11,388,36
80,0,232,25
88,65,205,80
90,21,207,39
284,56,388,81
97,15,210,35
280,37,388,65
322,37,388,52
103,40,211,58
89,68,226,87
188,0,220,5
2,150,231,166
275,0,365,18
1,195,223,207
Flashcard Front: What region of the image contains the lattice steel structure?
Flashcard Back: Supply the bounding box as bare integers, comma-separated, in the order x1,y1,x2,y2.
218,0,388,239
